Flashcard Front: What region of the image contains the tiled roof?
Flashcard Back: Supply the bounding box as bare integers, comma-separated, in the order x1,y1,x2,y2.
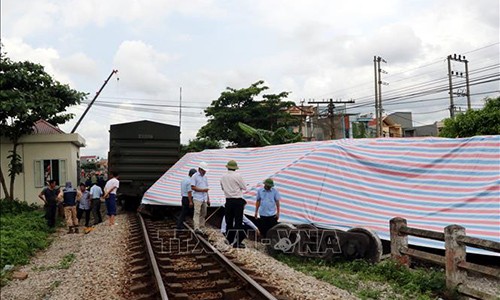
32,119,65,134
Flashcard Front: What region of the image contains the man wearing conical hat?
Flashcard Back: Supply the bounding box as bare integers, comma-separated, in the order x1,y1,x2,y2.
220,160,247,248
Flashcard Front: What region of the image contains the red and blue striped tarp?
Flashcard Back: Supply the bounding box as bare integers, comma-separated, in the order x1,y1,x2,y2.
142,136,500,253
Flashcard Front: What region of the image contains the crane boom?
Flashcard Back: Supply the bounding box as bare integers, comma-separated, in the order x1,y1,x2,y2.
71,69,118,133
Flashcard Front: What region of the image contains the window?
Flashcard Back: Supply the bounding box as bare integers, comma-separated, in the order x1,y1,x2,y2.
34,159,67,187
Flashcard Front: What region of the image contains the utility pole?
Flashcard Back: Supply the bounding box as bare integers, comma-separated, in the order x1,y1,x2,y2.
374,56,388,137
447,54,471,117
72,69,118,133
309,99,355,140
464,59,471,110
179,87,182,129
373,56,379,137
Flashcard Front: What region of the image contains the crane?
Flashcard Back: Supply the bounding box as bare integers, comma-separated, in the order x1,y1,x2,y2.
71,69,118,133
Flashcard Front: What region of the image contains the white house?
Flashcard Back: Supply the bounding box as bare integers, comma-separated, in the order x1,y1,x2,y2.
0,120,86,205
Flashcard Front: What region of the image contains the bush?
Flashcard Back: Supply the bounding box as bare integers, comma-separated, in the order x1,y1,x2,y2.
0,199,52,271
0,198,38,215
275,254,446,299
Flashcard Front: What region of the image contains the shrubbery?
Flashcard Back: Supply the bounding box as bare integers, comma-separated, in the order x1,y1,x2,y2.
0,199,53,270
276,254,446,300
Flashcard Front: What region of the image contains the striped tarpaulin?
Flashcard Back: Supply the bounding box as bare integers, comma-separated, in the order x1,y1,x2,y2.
142,136,500,253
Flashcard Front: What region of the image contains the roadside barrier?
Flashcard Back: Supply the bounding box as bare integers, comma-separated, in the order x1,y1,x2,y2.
390,217,500,300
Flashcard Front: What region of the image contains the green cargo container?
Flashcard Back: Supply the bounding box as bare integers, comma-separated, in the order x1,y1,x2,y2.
108,120,180,204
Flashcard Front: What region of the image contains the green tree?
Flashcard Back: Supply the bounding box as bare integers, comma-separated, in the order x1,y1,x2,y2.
440,96,500,138
81,162,98,172
180,138,221,156
197,80,300,147
0,56,86,200
352,122,368,138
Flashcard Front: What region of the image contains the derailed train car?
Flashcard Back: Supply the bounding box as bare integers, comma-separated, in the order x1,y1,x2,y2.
108,120,180,210
141,136,500,260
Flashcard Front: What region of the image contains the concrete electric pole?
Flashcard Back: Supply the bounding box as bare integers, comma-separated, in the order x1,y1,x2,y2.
374,56,388,137
447,54,471,118
309,99,355,140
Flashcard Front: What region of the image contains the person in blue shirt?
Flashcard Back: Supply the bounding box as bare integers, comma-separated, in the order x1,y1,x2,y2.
177,168,197,230
90,182,103,225
77,183,92,229
254,178,281,238
62,181,81,234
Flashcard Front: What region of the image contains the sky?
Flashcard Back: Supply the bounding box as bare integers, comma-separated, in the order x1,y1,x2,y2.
1,0,499,158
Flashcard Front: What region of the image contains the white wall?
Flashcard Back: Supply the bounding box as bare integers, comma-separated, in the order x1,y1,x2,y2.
0,134,85,205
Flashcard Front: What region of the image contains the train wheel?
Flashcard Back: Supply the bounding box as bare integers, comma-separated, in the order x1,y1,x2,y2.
347,227,383,263
266,223,299,255
294,224,318,258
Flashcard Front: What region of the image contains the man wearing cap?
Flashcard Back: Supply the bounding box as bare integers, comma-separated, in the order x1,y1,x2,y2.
177,168,197,230
61,181,82,234
191,162,210,234
254,178,281,238
220,160,247,247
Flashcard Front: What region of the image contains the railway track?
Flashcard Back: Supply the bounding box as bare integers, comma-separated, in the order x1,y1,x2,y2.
126,213,278,300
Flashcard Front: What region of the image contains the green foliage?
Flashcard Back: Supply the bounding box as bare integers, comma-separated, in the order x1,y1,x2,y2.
58,253,75,269
275,254,446,300
0,199,52,271
6,150,22,178
197,80,301,147
0,56,87,199
353,122,369,138
440,96,500,137
0,56,87,141
238,122,302,146
180,138,221,155
0,198,38,214
81,162,98,171
33,253,75,271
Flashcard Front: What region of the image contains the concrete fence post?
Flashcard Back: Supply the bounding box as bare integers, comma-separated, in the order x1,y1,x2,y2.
390,217,410,266
445,224,466,291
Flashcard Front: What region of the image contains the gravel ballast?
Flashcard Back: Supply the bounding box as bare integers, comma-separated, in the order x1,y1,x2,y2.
1,214,129,300
204,227,359,300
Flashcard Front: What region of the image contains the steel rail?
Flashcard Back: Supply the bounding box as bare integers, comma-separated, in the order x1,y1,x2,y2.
183,222,278,300
138,213,169,300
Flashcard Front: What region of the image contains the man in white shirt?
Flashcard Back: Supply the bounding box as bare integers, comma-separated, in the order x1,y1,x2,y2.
220,160,247,247
190,162,210,234
221,213,259,247
103,171,120,226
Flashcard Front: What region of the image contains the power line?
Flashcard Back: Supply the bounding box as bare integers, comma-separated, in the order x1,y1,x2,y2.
308,42,499,99
81,99,207,110
346,71,499,109
351,64,499,104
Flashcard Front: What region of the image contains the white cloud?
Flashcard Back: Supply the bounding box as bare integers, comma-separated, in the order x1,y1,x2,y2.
54,52,99,78
4,0,59,38
57,0,226,27
3,38,73,84
112,40,178,95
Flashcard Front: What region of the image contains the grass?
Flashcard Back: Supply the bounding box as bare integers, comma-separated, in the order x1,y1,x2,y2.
0,198,55,286
275,254,447,300
32,253,76,271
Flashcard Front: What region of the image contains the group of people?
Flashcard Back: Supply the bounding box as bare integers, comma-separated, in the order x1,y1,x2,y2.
177,160,280,248
38,171,120,233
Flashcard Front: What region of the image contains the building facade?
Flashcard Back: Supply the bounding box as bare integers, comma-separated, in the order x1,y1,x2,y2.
0,120,85,205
